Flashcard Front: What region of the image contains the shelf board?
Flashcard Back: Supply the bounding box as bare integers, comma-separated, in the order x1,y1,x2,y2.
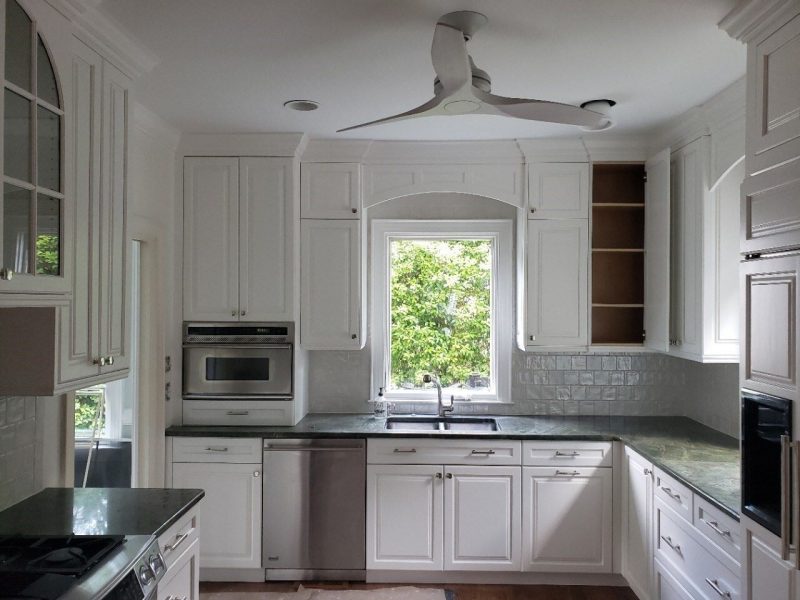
592,248,645,253
592,203,645,208
592,303,645,308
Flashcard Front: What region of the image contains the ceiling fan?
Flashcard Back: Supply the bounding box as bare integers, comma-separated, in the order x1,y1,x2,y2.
338,11,615,133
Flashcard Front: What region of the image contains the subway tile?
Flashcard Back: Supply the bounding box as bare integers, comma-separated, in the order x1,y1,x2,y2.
571,356,587,370
617,357,632,371
594,371,610,385
556,386,571,400
24,398,35,420
602,386,617,401
571,386,587,400
6,398,24,424
556,356,571,370
0,400,6,427
586,356,603,370
625,371,641,386
611,372,625,385
564,371,580,385
602,356,616,370
579,401,595,416
579,372,594,385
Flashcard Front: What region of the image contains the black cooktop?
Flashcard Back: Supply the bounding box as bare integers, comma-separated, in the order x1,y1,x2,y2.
0,535,125,600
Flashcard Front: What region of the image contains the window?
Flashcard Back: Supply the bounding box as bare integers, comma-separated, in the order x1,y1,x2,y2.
2,0,64,277
371,220,512,403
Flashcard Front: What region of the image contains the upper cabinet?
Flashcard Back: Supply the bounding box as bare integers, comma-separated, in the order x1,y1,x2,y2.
183,156,293,322
0,0,72,293
528,163,589,219
741,160,800,254
301,162,361,218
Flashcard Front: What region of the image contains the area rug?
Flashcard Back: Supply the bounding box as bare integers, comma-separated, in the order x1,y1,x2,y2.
202,587,455,600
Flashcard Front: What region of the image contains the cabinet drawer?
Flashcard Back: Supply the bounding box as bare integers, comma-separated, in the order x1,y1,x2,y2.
158,537,199,600
694,497,741,566
182,400,296,426
158,506,199,570
172,437,262,463
368,439,521,466
655,468,693,524
522,441,612,467
656,500,740,600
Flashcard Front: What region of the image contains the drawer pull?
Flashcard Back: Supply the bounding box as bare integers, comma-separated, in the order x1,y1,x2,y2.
163,531,189,555
226,410,250,416
555,470,581,476
661,486,682,502
705,578,732,598
702,518,732,539
471,449,496,456
660,535,682,555
554,450,580,457
204,446,229,452
393,448,417,453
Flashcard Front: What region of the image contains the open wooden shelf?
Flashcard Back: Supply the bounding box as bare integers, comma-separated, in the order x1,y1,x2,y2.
591,163,646,346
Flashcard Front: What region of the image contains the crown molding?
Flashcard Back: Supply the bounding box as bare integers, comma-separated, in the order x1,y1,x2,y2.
178,133,308,158
363,140,523,165
300,139,373,163
516,138,588,162
46,0,159,78
132,102,180,152
719,0,800,42
581,136,650,162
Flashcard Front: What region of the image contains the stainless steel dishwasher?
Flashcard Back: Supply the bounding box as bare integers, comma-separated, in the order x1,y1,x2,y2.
262,439,366,579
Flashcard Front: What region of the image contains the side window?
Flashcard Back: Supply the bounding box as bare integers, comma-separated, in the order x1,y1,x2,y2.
2,0,64,277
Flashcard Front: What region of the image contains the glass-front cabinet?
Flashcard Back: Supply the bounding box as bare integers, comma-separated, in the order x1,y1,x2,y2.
1,0,70,292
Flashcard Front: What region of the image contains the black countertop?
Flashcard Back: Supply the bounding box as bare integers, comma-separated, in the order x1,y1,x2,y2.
167,414,740,519
0,488,204,538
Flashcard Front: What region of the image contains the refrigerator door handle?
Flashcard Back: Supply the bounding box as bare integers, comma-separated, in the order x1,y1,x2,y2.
781,435,792,561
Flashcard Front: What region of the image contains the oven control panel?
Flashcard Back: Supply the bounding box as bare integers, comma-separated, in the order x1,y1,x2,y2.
133,540,165,597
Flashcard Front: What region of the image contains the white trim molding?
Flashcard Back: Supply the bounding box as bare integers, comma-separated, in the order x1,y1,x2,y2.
178,133,308,158
364,140,524,165
719,0,800,42
133,102,180,153
370,219,514,405
301,139,373,163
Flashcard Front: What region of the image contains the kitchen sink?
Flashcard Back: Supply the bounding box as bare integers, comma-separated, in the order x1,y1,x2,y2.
385,417,499,432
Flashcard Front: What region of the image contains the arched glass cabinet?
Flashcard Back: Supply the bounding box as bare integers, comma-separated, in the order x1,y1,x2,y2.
1,0,64,283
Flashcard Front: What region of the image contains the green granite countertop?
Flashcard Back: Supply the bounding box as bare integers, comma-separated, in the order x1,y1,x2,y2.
167,414,740,519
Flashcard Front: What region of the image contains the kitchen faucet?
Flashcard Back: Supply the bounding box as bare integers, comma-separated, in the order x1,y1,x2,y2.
423,374,453,417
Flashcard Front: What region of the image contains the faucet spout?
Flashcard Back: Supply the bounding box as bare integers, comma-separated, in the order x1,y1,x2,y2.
424,373,453,417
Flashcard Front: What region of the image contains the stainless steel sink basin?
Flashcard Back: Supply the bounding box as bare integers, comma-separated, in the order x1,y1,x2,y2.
385,417,499,432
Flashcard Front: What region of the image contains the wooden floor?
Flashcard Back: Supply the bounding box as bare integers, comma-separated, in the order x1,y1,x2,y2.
200,581,639,600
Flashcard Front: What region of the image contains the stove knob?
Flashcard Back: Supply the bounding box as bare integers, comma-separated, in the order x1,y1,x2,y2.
139,564,155,585
149,553,166,575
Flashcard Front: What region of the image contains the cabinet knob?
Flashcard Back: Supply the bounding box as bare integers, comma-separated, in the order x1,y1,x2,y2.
241,310,247,317
644,468,652,476
446,473,453,479
93,357,106,366
530,208,536,213
231,310,237,317
435,472,442,479
0,268,13,281
253,471,261,477
351,334,357,340
107,355,114,366
351,208,358,214
529,335,535,342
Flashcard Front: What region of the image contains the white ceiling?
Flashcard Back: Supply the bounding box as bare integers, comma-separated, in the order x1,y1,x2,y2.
98,0,746,140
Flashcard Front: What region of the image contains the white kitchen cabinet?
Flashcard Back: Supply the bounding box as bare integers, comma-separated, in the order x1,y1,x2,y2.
622,447,654,600
668,137,740,363
740,253,800,401
444,466,521,571
183,156,292,322
741,161,800,254
528,163,589,219
172,462,262,570
301,162,361,218
744,529,796,600
524,219,588,349
158,537,200,600
655,558,695,600
300,219,362,349
366,464,443,571
522,466,612,573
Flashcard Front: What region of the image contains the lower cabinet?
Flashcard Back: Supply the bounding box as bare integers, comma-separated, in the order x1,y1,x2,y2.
743,525,796,600
522,466,612,572
654,558,695,600
622,447,654,600
158,538,200,600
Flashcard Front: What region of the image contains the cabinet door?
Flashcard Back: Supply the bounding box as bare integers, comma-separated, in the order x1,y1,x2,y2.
444,466,521,571
171,462,261,569
183,157,240,321
741,254,800,402
528,163,589,219
741,161,800,254
300,219,361,349
239,157,292,321
301,163,361,218
366,464,443,571
745,531,795,600
58,39,102,384
644,149,671,353
669,139,705,358
654,558,695,600
747,13,800,176
525,219,588,348
98,61,131,374
522,466,612,572
622,447,654,600
157,537,199,600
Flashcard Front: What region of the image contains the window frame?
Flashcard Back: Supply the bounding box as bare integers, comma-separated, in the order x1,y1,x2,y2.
371,219,513,404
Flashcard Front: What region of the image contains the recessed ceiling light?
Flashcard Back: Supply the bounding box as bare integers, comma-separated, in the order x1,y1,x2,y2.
284,99,319,112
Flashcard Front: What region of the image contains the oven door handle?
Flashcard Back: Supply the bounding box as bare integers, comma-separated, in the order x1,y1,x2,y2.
183,394,293,400
781,434,791,561
183,344,292,350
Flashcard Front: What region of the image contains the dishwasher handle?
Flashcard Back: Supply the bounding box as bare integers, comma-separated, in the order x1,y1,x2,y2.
263,439,365,451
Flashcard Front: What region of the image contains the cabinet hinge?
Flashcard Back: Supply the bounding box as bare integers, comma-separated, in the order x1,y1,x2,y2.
643,173,648,182
744,252,762,260
642,330,646,340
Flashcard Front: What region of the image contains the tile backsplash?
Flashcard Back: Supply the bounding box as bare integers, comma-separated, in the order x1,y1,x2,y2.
0,397,38,511
308,348,740,438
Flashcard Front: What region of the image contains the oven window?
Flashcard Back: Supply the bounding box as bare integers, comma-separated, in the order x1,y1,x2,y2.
206,357,270,381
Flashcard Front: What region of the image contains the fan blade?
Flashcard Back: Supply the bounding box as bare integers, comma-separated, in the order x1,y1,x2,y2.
337,96,443,132
479,91,606,128
431,23,471,92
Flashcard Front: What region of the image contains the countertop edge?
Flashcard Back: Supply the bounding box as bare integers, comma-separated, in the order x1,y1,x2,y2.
152,489,206,538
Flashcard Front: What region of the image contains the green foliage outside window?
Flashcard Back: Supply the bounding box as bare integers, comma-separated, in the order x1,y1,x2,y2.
75,389,105,434
35,233,59,275
389,239,491,390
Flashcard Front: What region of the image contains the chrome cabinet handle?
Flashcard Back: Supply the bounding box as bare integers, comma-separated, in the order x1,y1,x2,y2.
241,310,247,316
163,531,189,555
204,446,229,452
253,471,260,477
705,578,731,598
106,355,114,366
446,473,453,479
781,435,791,560
554,450,580,457
393,448,416,453
702,518,732,539
555,470,581,476
660,535,681,555
226,410,250,416
0,268,13,280
435,472,442,479
644,468,652,476
93,357,106,366
661,486,681,502
471,449,496,455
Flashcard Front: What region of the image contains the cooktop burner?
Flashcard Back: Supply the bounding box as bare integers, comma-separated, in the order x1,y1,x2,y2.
0,534,125,576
